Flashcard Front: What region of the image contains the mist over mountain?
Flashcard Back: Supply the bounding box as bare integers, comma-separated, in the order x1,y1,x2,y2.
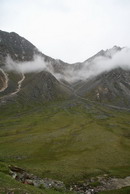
1,30,130,107
0,30,72,103
4,43,130,84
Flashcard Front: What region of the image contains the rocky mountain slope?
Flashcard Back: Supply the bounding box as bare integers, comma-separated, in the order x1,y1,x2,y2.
0,30,130,108
0,30,72,104
75,68,130,107
73,47,130,108
0,30,39,62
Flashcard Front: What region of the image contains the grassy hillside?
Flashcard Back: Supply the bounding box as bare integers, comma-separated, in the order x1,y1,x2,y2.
0,99,130,191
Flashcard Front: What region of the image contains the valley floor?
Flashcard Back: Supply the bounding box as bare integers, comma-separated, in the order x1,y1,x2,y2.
0,98,130,193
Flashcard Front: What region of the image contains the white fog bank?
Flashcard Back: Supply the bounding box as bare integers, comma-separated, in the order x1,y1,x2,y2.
4,47,130,83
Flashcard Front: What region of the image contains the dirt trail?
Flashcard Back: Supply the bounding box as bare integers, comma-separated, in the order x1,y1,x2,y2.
0,68,8,92
10,73,25,96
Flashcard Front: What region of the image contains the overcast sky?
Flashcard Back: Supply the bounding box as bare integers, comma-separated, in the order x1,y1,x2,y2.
1,0,130,63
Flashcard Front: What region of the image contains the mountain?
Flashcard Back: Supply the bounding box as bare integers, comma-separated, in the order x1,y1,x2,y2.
75,68,130,107
0,30,39,62
74,46,130,108
17,71,72,103
84,46,122,62
0,30,72,104
0,30,130,108
1,30,130,194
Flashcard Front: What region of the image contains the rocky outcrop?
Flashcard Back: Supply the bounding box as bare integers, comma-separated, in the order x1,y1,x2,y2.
9,166,130,194
9,165,65,191
0,30,40,62
69,174,130,193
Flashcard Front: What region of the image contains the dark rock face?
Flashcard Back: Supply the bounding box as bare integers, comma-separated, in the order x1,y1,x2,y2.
0,30,40,62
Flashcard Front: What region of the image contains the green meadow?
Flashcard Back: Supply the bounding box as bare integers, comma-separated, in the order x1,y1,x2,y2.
0,99,130,193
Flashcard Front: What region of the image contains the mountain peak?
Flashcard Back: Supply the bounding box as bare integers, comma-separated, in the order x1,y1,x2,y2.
112,45,121,49
0,30,40,61
104,45,122,58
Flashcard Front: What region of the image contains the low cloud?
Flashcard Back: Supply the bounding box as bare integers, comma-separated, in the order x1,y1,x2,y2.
58,47,130,82
4,47,130,83
5,55,49,73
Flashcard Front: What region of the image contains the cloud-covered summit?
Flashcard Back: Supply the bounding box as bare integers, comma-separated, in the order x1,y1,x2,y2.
4,46,130,83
